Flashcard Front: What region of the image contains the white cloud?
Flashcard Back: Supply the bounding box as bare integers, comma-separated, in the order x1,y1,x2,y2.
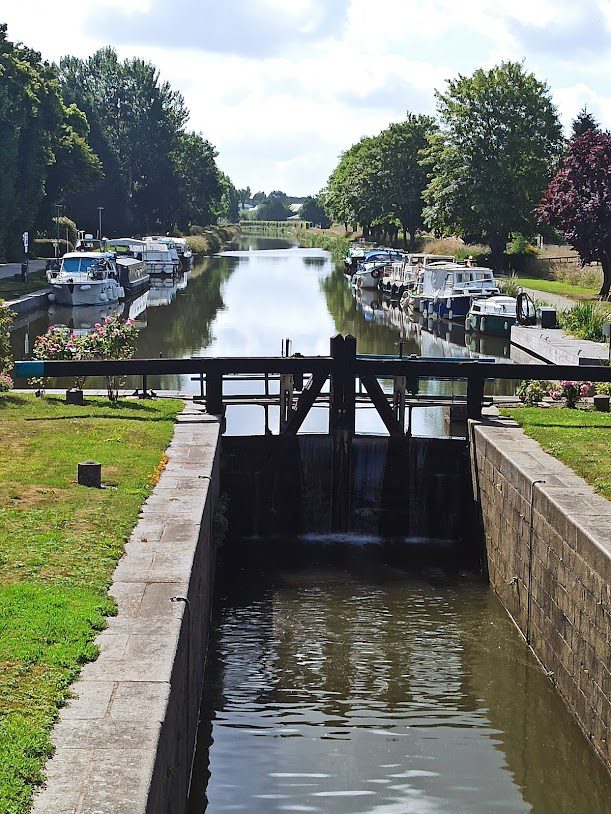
4,1,611,193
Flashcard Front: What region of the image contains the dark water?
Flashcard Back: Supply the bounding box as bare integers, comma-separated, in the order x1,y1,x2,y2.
189,538,610,814
10,237,514,436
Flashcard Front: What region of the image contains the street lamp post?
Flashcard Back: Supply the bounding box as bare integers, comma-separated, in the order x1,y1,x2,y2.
55,203,63,264
97,206,104,242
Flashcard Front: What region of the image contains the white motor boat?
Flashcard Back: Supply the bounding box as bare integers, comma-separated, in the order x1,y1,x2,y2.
47,252,124,306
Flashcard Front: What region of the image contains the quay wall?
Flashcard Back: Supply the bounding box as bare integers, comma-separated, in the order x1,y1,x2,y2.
32,403,221,814
470,412,611,770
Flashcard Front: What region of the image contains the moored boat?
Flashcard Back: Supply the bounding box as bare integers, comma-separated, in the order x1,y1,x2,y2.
46,252,124,306
464,295,517,337
420,265,500,321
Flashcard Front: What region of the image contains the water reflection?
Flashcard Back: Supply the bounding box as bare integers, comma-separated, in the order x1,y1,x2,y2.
190,539,610,814
10,238,516,431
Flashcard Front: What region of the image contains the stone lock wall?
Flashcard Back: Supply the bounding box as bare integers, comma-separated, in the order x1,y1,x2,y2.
470,413,611,770
32,403,221,814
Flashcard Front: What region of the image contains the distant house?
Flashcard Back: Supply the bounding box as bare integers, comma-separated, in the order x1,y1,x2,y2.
289,203,303,214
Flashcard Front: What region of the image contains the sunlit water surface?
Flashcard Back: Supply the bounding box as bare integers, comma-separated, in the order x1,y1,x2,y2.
188,538,610,814
10,237,514,435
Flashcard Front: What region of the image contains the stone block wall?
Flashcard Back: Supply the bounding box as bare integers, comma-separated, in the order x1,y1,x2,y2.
32,403,221,814
470,413,611,770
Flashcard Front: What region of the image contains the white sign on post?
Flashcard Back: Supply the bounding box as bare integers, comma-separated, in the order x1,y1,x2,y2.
22,231,29,252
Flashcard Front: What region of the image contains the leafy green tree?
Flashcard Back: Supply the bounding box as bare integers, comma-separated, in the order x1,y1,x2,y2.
171,132,223,227
0,25,100,258
300,195,331,227
256,191,292,220
423,62,563,266
251,191,266,205
377,114,437,246
59,48,225,234
571,106,600,139
219,174,240,222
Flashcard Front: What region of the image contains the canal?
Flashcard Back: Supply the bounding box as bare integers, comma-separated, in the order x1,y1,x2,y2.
188,537,610,814
10,238,611,808
9,236,513,435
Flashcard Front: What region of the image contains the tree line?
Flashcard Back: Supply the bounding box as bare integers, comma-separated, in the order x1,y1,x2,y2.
323,61,611,298
0,24,235,260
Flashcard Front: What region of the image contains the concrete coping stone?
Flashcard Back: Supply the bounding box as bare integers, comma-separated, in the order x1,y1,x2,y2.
32,401,221,814
471,409,611,583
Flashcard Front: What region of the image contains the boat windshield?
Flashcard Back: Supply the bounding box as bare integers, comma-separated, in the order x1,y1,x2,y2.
471,271,493,281
61,257,100,274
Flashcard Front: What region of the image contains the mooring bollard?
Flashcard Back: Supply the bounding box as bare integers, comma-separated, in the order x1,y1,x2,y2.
78,461,102,488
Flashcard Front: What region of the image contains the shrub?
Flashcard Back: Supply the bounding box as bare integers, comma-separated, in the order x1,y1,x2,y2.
549,380,594,408
515,380,551,406
498,273,522,298
186,235,213,257
424,238,490,264
595,381,611,396
0,298,15,389
558,301,608,342
31,315,138,402
33,238,73,258
55,216,78,246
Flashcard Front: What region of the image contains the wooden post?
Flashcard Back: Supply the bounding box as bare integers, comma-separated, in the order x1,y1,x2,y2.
206,372,224,416
467,374,485,420
329,334,356,530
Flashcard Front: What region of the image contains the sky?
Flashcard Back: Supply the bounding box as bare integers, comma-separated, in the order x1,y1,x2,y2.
3,0,611,195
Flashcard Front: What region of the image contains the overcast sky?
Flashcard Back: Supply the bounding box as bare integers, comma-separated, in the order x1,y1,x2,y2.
4,0,611,195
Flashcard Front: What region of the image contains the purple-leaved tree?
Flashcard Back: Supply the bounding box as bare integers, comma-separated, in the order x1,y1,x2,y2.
537,130,611,299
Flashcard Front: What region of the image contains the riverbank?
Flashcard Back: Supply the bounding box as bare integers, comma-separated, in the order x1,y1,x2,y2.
185,224,240,258
0,394,181,814
294,228,353,265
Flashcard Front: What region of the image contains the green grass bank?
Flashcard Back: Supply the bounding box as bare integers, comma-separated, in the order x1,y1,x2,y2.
0,394,182,814
499,406,611,501
186,224,240,258
294,228,352,266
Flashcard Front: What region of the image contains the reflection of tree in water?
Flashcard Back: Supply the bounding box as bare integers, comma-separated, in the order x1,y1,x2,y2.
321,268,408,356
135,256,239,359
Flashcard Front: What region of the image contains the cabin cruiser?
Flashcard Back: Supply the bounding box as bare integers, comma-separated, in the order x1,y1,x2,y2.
379,254,455,298
106,237,179,276
344,242,375,274
47,252,124,306
420,265,500,320
145,236,182,271
351,249,404,289
465,295,517,337
171,237,193,267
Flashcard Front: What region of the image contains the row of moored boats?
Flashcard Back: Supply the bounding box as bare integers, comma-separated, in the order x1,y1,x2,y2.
344,245,517,338
46,233,193,307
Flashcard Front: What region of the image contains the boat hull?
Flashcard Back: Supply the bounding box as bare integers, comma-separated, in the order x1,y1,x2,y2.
49,279,124,307
465,312,516,337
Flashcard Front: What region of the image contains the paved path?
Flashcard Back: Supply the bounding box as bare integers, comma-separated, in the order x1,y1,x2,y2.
521,286,579,312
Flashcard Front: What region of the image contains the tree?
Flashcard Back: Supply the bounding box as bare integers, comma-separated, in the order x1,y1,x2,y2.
171,132,223,227
422,62,563,267
256,191,291,220
0,25,101,258
377,114,437,246
571,106,600,139
300,195,331,227
537,130,611,299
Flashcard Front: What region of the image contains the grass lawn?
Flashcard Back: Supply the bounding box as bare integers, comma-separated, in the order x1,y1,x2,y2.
0,270,49,301
0,393,182,813
499,406,611,501
510,275,611,308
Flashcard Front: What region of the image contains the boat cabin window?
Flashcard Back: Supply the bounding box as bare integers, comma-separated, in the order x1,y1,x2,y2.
61,257,101,274
471,270,493,281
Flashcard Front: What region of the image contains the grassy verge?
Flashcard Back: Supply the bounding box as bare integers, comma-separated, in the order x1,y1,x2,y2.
0,394,182,813
186,224,240,258
507,274,605,303
294,229,353,266
0,270,49,300
499,406,611,500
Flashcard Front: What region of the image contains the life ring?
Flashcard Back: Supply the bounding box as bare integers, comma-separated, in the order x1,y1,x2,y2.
371,267,381,279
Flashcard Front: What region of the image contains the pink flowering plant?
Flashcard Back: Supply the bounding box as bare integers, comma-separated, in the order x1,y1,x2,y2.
31,324,88,392
31,315,138,402
549,380,594,408
0,297,16,392
80,315,138,403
